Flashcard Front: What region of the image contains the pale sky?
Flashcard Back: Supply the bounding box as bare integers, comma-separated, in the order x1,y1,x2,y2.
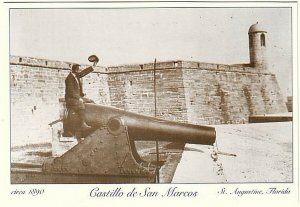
10,8,292,96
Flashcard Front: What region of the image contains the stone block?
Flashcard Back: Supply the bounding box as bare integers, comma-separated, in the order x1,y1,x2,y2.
217,64,230,70
198,62,218,70
156,61,176,69
181,61,198,69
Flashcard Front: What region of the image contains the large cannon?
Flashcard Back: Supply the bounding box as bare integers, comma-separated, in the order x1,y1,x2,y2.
11,102,216,184
44,102,215,183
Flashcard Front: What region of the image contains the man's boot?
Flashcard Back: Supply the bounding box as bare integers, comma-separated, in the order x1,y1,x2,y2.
80,121,91,130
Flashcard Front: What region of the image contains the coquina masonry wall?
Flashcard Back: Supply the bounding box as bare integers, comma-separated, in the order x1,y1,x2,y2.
107,62,188,121
180,62,286,124
10,56,287,146
10,56,110,146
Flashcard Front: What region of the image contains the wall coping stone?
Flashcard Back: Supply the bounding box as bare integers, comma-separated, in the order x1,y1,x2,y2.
10,55,273,75
10,55,107,73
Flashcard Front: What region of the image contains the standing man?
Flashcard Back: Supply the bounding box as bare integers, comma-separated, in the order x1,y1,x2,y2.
64,55,99,131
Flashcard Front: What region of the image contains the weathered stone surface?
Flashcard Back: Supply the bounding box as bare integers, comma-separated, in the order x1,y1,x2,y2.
10,56,287,146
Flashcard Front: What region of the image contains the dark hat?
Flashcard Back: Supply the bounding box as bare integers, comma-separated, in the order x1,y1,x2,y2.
88,55,99,63
71,64,80,72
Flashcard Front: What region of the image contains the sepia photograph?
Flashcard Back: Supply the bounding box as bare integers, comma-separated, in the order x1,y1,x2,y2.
9,6,294,184
0,1,298,207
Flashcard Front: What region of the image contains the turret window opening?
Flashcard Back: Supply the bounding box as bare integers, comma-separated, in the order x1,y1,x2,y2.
261,34,266,47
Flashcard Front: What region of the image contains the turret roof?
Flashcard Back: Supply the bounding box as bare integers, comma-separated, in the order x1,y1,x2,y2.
248,22,267,33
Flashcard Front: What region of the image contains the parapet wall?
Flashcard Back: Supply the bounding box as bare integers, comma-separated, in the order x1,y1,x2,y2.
10,56,110,146
106,60,286,124
106,61,266,74
10,56,287,146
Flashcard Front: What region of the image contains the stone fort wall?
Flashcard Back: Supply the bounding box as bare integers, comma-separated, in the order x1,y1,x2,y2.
10,56,287,146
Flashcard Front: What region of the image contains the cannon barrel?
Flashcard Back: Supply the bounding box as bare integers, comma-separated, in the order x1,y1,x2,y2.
84,103,216,145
